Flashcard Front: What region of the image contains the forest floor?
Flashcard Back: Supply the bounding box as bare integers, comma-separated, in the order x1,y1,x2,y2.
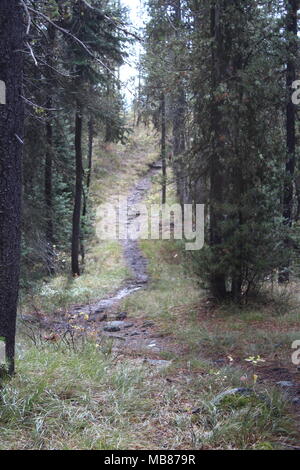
0,126,300,450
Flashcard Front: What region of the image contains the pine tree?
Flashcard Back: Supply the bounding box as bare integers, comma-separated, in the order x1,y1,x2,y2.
144,0,296,301
21,0,128,278
280,0,299,282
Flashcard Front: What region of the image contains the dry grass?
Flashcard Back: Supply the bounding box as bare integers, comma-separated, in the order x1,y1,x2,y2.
1,125,297,450
0,333,295,450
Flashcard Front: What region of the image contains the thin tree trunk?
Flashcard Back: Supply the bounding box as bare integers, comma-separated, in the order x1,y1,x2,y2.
280,0,298,283
209,2,227,299
45,24,55,274
72,104,83,276
0,0,24,374
86,117,94,191
80,117,94,265
161,93,167,204
45,97,55,274
105,69,113,143
136,53,142,127
45,102,53,245
172,0,186,206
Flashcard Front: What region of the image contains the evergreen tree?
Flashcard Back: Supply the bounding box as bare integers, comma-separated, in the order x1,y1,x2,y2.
21,0,128,278
143,0,299,301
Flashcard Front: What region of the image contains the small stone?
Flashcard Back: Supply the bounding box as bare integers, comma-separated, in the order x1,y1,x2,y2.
130,332,140,336
116,312,127,320
103,321,124,332
136,275,148,284
98,313,108,322
94,307,105,314
276,381,294,388
149,162,162,170
104,326,120,333
103,320,134,332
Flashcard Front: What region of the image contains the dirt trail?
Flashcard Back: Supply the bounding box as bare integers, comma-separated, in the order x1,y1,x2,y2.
75,162,161,316
33,161,176,360
121,165,160,285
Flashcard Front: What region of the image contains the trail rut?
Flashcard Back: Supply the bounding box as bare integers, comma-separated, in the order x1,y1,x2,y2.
25,162,177,359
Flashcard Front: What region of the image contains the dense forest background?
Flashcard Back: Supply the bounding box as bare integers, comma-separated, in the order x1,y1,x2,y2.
140,0,300,301
15,0,300,303
20,0,128,281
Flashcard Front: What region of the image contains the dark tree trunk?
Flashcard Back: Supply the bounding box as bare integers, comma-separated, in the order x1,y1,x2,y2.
86,117,94,191
295,175,300,221
45,102,53,246
161,93,167,204
280,0,298,283
172,0,186,206
105,70,113,143
44,24,56,274
45,97,55,275
209,2,227,299
284,0,298,222
0,0,24,374
72,105,83,276
80,117,94,266
136,54,143,127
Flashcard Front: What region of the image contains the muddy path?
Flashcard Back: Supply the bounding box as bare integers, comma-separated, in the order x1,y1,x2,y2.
75,161,162,316
121,165,160,286
24,161,177,361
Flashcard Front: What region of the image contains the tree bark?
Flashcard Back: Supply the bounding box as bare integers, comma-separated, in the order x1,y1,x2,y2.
280,0,298,282
44,24,56,274
86,117,94,191
172,0,186,206
44,96,55,275
209,1,227,299
105,70,113,143
80,117,94,265
0,0,24,374
161,93,167,204
45,101,53,246
72,104,83,276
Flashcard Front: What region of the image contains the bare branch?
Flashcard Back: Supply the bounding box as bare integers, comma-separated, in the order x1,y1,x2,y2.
14,134,24,145
21,95,61,112
26,41,38,66
81,0,142,41
36,57,74,78
20,0,32,36
26,5,117,78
